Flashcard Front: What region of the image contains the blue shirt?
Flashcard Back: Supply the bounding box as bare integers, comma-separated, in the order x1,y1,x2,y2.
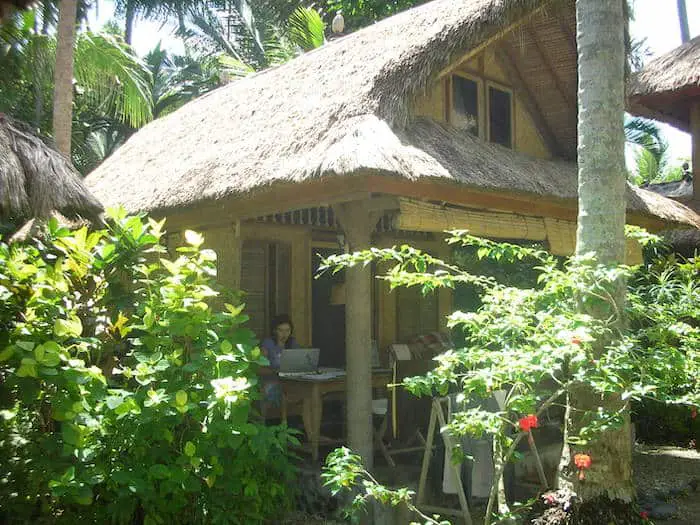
260,336,299,369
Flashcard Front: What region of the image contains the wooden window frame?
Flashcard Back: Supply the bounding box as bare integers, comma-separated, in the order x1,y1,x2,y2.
449,71,485,138
485,80,515,149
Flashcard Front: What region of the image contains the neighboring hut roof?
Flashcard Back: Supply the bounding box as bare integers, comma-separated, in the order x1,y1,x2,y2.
0,114,104,225
628,36,700,131
641,178,693,202
86,0,700,230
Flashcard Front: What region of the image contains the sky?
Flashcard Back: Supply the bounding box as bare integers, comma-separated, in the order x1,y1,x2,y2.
89,0,700,165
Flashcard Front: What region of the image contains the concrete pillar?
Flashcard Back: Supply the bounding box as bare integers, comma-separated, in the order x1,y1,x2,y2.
334,201,382,470
691,101,700,201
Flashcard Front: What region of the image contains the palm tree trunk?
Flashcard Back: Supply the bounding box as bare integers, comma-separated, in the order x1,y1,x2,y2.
677,0,690,43
52,0,79,157
557,0,634,506
125,0,135,45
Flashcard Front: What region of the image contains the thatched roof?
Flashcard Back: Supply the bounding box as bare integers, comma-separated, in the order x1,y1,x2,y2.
641,178,693,202
0,114,104,225
86,0,700,230
628,36,700,131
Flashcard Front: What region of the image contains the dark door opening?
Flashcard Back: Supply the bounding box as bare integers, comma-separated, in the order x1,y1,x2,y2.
311,248,345,368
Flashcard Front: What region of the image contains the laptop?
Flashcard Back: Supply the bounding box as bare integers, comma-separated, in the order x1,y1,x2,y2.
278,348,321,375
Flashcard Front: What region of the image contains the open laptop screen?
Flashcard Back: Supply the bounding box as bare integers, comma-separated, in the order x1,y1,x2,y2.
279,348,320,373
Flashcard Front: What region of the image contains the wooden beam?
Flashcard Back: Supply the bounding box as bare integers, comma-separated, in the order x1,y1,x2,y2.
527,26,576,111
496,44,562,158
394,199,548,240
627,101,689,132
436,1,555,80
558,16,577,58
691,101,700,201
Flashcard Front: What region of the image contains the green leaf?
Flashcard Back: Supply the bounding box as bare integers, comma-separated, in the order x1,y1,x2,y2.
184,441,196,457
175,390,188,406
62,423,81,446
0,347,14,362
148,464,170,480
17,362,37,377
220,340,233,353
106,396,125,410
54,317,83,338
74,485,93,505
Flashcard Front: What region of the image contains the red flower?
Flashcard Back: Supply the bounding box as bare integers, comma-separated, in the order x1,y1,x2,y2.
691,407,697,420
518,414,538,432
640,511,649,520
574,453,592,480
571,337,582,346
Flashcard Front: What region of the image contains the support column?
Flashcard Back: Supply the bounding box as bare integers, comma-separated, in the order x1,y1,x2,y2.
691,101,700,202
334,201,384,469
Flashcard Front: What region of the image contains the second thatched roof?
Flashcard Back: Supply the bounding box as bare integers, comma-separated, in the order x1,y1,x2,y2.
86,0,700,230
628,35,700,131
0,114,104,226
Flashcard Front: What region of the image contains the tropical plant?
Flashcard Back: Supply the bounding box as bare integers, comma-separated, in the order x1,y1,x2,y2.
0,10,152,172
178,3,326,77
319,231,698,524
0,210,298,523
323,0,425,32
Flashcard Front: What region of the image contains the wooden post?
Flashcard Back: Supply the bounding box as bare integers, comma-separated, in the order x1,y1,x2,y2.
691,101,700,202
333,200,387,469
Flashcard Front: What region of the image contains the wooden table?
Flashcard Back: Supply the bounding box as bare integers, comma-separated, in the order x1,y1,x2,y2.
280,369,391,461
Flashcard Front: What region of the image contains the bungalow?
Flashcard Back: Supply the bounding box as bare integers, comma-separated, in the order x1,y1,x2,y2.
628,34,700,252
86,0,700,468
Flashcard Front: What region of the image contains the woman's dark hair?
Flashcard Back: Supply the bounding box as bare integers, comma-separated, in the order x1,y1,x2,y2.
270,314,294,337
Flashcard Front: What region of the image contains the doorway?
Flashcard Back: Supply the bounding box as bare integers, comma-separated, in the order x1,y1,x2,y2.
311,248,346,367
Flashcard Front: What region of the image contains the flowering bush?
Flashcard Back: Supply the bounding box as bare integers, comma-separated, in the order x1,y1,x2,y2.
320,230,699,523
0,211,296,523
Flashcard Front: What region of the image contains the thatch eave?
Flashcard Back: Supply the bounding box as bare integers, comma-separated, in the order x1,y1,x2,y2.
0,114,104,228
85,0,699,232
627,35,700,130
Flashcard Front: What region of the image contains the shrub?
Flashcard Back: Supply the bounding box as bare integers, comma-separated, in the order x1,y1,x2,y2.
0,210,296,524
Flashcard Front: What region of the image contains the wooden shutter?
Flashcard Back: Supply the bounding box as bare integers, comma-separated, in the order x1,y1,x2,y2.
241,241,269,341
396,287,438,341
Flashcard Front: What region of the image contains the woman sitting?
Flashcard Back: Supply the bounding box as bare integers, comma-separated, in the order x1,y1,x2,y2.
259,314,299,408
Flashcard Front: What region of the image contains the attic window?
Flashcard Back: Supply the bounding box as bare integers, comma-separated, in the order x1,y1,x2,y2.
451,75,480,137
488,85,512,148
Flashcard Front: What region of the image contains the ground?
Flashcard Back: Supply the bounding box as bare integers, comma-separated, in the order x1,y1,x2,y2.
281,443,700,524
633,444,700,525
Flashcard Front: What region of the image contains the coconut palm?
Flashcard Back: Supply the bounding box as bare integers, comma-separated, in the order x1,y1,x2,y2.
1,13,152,171
179,3,325,75
52,0,78,155
565,0,634,513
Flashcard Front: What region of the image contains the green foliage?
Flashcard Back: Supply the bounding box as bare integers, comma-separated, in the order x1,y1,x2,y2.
0,18,153,174
325,0,426,32
320,231,699,521
322,447,450,525
0,211,296,524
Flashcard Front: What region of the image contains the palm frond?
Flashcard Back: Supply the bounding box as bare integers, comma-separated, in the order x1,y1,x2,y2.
287,6,325,52
73,32,153,128
624,116,668,167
